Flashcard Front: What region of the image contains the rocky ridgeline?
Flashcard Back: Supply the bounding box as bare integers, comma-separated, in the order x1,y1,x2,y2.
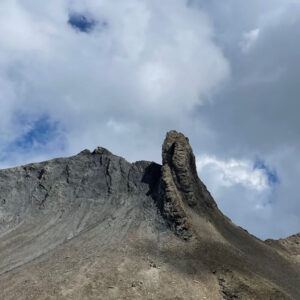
0,130,218,241
0,130,299,299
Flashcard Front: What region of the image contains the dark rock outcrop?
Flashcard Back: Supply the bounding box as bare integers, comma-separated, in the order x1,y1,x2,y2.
159,130,218,239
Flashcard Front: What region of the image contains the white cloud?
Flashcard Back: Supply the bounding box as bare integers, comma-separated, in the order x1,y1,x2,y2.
0,0,229,164
196,154,276,239
240,28,260,53
196,155,269,191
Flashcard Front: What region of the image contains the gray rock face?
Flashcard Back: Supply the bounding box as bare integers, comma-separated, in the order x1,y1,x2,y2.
0,130,299,300
159,131,219,240
0,148,162,274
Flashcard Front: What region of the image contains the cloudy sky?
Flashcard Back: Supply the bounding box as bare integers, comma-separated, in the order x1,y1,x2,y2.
0,0,299,239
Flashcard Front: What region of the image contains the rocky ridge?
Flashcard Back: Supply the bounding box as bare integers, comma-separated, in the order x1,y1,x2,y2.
265,233,300,263
0,130,299,300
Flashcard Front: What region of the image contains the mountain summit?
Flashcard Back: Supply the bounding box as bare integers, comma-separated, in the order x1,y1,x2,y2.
0,131,299,299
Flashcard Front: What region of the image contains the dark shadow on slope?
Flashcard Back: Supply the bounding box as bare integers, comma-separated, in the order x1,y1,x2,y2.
141,162,162,209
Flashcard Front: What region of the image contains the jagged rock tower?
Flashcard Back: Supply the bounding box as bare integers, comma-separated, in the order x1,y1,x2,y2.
159,131,218,239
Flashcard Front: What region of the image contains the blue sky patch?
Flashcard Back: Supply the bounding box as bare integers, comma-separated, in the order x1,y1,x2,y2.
68,13,97,33
254,159,279,185
0,115,66,166
13,115,60,151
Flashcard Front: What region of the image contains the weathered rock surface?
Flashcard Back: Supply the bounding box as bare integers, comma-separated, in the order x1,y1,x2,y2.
159,131,219,240
0,131,299,300
265,233,300,263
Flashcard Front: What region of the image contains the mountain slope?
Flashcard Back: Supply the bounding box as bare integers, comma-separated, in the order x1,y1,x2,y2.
266,233,300,264
0,131,299,300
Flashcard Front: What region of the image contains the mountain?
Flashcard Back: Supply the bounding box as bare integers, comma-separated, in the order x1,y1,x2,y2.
0,131,299,300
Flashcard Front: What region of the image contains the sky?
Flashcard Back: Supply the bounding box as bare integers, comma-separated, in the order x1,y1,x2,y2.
0,0,299,239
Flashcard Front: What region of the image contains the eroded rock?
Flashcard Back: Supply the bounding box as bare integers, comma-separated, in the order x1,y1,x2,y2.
159,131,218,239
